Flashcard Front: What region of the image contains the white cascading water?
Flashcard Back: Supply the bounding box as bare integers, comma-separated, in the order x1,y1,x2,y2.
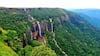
49,19,53,32
36,21,42,37
24,8,27,12
49,19,68,56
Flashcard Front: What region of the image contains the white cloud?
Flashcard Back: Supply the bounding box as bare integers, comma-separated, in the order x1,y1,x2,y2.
0,0,100,9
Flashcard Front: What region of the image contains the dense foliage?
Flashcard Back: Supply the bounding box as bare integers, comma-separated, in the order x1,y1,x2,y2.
0,27,18,56
0,10,32,36
48,11,100,56
30,45,57,56
0,42,18,56
30,8,66,21
0,8,100,56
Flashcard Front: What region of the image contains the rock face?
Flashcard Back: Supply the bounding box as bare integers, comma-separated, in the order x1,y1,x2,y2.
41,19,48,34
30,15,70,38
55,15,70,27
60,15,69,23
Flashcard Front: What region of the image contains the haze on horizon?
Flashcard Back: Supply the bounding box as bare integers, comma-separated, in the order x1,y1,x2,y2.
0,0,100,9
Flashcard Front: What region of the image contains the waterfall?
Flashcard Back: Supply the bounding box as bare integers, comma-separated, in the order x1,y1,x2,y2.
24,8,27,12
30,30,33,40
36,21,42,37
49,19,54,32
49,18,68,56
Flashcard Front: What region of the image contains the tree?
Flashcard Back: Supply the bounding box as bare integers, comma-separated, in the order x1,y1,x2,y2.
7,30,17,41
24,45,32,56
0,27,8,41
30,45,57,56
0,42,18,56
30,40,41,47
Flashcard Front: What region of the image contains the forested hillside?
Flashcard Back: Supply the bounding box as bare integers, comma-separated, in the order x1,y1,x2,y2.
0,8,100,56
69,9,100,28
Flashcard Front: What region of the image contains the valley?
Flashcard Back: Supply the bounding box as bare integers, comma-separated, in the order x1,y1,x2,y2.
0,8,100,56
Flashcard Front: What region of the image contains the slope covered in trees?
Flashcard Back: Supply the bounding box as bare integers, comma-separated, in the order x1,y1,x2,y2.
29,8,100,56
0,8,100,56
0,42,18,56
69,9,100,28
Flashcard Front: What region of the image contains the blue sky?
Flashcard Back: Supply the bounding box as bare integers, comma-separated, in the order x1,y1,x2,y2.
0,0,100,9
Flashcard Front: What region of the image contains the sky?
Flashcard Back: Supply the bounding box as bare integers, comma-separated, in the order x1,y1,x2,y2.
0,0,100,9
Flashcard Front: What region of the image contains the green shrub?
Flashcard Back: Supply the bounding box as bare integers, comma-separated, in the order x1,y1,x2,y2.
30,45,57,56
0,42,18,56
30,40,41,47
24,45,32,56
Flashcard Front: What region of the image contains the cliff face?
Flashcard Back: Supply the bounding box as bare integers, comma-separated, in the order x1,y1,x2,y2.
27,8,100,56
0,8,100,56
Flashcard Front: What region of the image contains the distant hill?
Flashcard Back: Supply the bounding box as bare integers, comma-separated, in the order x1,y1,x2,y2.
68,9,100,27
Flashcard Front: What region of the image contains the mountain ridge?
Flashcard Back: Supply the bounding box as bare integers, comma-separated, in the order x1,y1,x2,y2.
67,9,100,27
